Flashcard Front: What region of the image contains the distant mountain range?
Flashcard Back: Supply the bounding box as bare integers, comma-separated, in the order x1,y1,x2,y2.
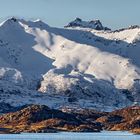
0,17,140,112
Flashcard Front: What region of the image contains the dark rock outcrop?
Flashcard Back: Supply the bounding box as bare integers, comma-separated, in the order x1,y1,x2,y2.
0,105,102,133
65,18,111,30
96,106,140,133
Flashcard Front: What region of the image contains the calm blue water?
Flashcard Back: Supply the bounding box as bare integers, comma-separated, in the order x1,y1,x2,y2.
0,131,139,140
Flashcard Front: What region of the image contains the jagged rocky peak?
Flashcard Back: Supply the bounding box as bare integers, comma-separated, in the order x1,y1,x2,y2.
4,17,20,24
114,25,140,32
0,17,22,28
65,17,111,30
10,17,17,22
128,25,140,29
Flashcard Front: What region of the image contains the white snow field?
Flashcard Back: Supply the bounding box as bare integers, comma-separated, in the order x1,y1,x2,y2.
0,17,140,111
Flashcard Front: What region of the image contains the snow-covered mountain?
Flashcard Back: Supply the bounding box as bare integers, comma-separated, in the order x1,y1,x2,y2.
0,17,140,112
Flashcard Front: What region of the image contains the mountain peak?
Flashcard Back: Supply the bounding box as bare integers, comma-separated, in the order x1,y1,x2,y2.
0,17,22,28
65,18,111,30
4,17,21,24
0,17,50,32
9,17,18,22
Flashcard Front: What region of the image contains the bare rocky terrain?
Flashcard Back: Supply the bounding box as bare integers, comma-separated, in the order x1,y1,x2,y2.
0,104,140,134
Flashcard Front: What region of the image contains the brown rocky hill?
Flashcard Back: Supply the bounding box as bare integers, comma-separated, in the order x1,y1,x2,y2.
0,105,102,133
0,105,140,134
96,106,140,133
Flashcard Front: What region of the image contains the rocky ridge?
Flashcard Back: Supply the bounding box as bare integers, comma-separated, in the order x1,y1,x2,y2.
0,105,140,134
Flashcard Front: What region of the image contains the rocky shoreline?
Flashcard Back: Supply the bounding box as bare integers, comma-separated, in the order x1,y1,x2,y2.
0,105,140,134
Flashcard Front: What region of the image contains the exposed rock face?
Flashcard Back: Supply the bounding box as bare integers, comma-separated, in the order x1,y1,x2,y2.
65,18,111,30
96,106,140,133
0,105,102,133
0,105,140,134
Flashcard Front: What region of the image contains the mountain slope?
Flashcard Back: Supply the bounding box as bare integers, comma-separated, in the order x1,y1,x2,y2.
0,17,140,111
0,104,103,133
1,104,140,134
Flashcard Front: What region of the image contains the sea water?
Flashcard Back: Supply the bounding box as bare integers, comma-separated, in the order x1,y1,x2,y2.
0,131,139,140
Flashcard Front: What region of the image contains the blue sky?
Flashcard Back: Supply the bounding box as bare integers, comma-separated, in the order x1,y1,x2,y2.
0,0,140,29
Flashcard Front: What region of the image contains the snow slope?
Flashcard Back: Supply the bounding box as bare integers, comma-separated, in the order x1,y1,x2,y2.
0,17,140,111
